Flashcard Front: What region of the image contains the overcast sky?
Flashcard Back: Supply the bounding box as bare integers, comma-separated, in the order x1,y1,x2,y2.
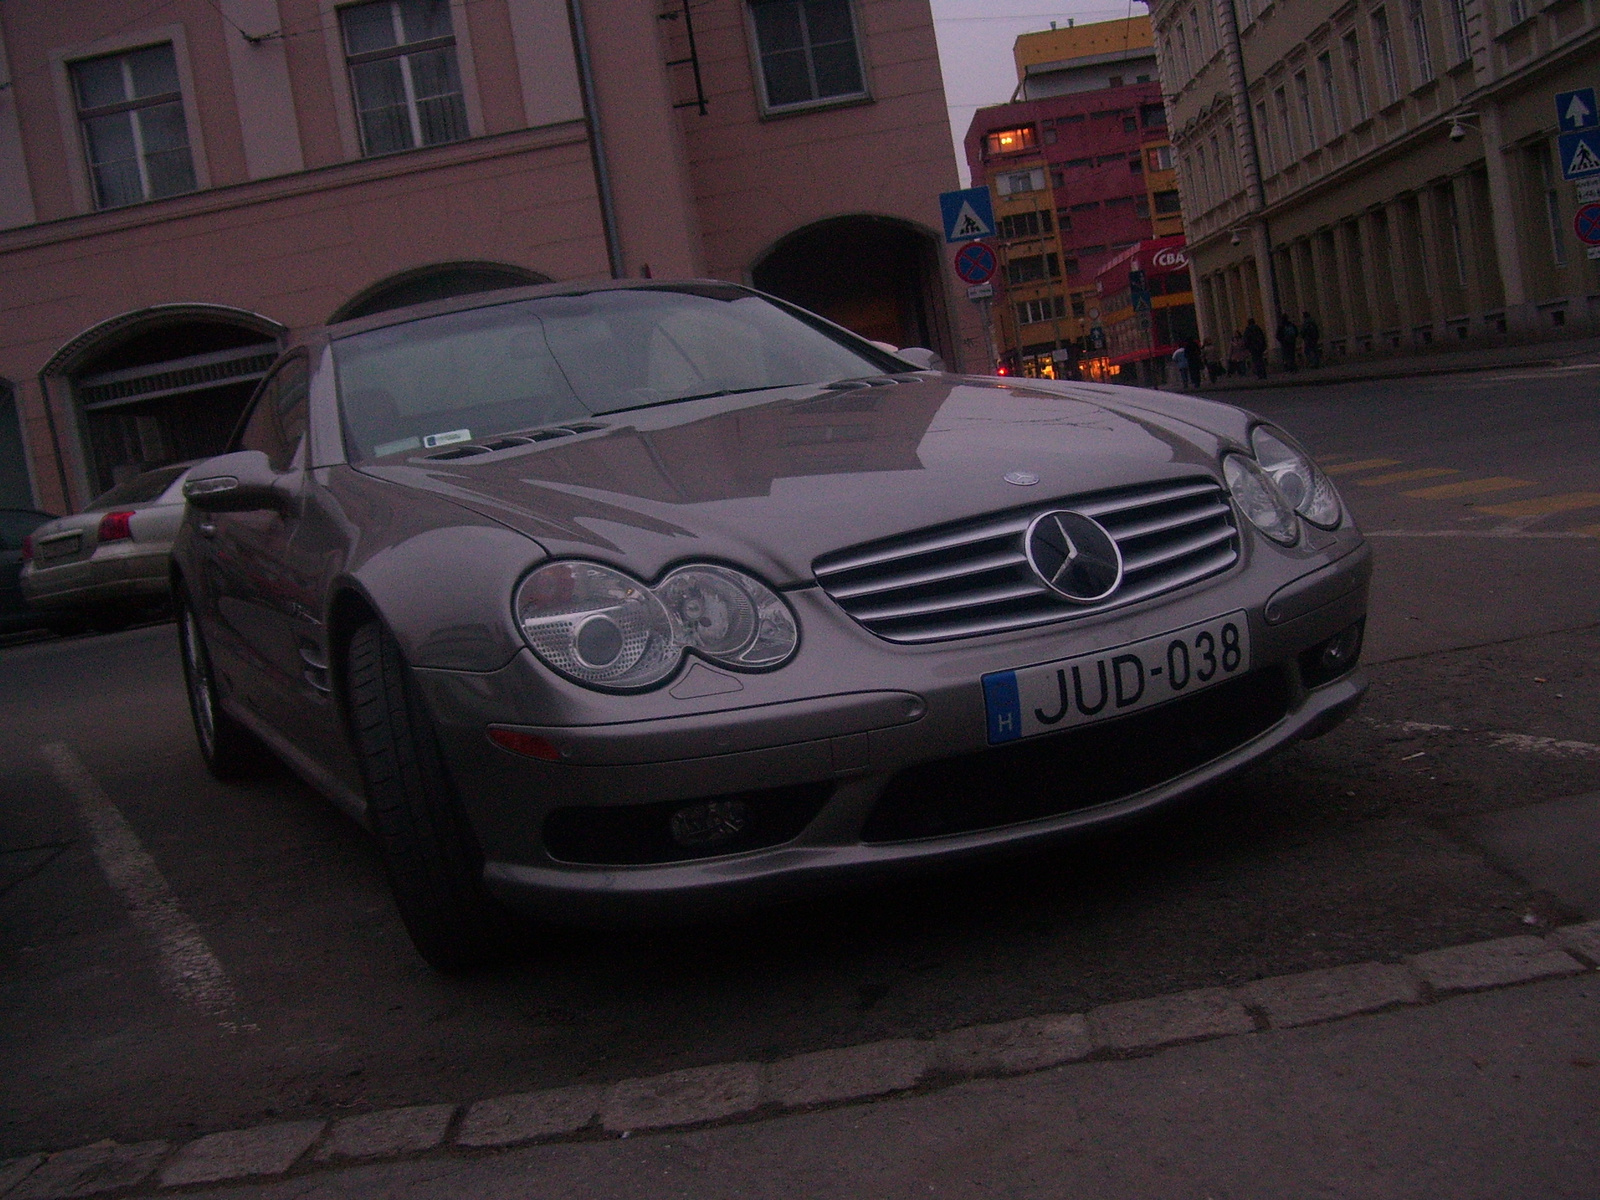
929,0,1150,185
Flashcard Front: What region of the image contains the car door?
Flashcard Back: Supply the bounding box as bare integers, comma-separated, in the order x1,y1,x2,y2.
195,354,311,732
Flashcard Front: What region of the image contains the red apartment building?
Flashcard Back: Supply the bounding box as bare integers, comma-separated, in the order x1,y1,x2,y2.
963,17,1193,380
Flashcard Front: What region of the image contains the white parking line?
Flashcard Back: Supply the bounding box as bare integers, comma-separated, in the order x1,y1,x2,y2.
40,742,241,1019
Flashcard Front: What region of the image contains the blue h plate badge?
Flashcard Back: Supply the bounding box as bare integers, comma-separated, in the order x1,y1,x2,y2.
983,670,1023,743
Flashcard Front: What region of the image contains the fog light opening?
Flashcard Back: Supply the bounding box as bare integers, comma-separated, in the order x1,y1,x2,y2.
669,799,748,849
1300,618,1365,689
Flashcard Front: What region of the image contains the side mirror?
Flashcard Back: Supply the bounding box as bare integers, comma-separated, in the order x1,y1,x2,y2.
183,450,294,513
894,347,945,372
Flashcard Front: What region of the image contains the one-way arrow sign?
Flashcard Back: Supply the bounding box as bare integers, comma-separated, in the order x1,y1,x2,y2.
1557,88,1598,133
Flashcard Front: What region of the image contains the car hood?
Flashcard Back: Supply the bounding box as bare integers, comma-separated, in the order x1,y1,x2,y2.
352,376,1243,585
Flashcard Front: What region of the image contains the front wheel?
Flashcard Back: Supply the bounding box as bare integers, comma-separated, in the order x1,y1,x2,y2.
176,593,271,780
346,619,511,972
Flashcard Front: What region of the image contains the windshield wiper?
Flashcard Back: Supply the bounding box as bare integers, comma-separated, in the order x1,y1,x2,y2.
594,383,810,415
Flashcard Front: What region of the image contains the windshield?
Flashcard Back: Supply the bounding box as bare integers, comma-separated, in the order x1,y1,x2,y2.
334,286,903,461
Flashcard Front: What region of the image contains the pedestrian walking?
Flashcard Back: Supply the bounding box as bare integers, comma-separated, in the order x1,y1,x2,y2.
1202,338,1224,383
1228,331,1247,376
1276,312,1299,372
1171,343,1190,388
1243,318,1268,379
1182,337,1204,388
1300,311,1322,369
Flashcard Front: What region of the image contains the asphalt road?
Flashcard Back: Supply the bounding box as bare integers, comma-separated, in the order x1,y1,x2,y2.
3,359,1598,1158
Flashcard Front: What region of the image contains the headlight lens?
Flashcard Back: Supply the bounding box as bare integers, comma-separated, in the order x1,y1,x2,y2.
1251,426,1342,528
1223,452,1299,545
515,561,798,689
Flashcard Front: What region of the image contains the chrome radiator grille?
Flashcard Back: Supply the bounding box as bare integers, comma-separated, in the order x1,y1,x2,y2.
812,477,1239,643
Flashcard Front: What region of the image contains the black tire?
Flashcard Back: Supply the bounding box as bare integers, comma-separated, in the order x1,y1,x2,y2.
176,594,273,780
347,619,511,973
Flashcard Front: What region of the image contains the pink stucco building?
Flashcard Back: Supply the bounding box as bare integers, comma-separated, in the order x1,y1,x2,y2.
0,0,981,512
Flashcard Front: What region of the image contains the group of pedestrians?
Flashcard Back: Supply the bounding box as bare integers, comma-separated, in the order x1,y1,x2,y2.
1172,311,1324,388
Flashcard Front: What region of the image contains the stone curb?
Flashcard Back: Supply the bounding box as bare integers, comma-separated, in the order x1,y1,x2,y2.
4,922,1595,1199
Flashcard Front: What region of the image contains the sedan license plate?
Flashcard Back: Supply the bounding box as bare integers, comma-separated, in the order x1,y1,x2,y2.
983,612,1250,744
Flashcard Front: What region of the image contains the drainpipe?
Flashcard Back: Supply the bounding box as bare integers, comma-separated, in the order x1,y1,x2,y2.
1212,0,1278,322
568,0,625,279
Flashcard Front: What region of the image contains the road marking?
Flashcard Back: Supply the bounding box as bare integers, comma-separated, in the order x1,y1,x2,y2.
1355,467,1459,487
40,742,241,1019
1322,458,1402,476
1403,476,1533,499
1364,529,1593,538
1475,491,1600,518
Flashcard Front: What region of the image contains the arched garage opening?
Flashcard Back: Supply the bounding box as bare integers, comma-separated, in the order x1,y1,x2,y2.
751,216,951,360
329,261,552,324
43,305,286,501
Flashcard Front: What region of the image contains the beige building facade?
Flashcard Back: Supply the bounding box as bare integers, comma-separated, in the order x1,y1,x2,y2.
1150,0,1600,359
0,0,980,514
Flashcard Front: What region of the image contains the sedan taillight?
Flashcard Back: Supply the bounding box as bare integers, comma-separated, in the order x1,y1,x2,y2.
98,511,135,542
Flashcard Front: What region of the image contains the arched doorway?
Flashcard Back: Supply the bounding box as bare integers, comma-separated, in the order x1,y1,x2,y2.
751,216,951,359
329,261,552,324
43,305,286,501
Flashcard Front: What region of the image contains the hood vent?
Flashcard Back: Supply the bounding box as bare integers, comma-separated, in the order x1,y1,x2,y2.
424,422,606,461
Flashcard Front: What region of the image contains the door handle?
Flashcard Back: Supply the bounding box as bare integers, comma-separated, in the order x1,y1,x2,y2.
198,520,217,538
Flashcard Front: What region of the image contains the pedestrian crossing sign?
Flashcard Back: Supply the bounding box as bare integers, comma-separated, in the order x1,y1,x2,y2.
939,187,995,243
1559,129,1600,179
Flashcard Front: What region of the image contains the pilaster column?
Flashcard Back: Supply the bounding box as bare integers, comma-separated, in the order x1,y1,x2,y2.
1479,102,1533,329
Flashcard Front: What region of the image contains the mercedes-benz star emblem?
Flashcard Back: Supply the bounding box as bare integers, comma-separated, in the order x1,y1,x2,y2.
1004,470,1039,486
1024,510,1123,603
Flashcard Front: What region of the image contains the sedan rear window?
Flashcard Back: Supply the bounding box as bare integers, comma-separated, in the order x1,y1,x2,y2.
334,286,900,461
86,463,190,510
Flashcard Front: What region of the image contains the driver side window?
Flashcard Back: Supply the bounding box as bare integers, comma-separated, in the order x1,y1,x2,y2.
238,355,310,473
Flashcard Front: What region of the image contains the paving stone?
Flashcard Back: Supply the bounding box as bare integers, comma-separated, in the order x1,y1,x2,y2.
765,1040,929,1108
1547,920,1600,967
1236,962,1422,1028
316,1105,455,1160
1088,987,1256,1053
930,1013,1092,1076
602,1064,762,1132
158,1122,323,1187
7,1140,165,1199
0,1155,44,1195
1409,935,1585,994
455,1086,602,1148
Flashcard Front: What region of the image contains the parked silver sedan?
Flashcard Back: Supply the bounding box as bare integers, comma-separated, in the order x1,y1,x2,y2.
172,281,1370,972
22,461,197,633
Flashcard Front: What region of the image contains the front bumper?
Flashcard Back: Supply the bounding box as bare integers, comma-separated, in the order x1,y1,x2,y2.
414,538,1371,920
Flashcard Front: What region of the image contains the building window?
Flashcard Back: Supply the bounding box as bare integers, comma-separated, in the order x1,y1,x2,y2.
1406,0,1435,83
1141,103,1168,129
1135,195,1150,216
340,0,469,156
997,210,1053,239
995,167,1047,195
1129,155,1144,173
986,125,1037,156
1123,114,1138,132
1294,70,1317,145
1069,200,1101,212
1506,0,1529,23
1445,0,1471,61
1274,86,1297,159
748,0,866,112
1153,189,1182,215
1147,144,1175,171
1255,100,1274,174
1209,135,1225,198
69,43,197,209
1317,50,1341,136
1342,31,1369,121
1239,0,1256,25
1006,253,1061,285
1371,8,1400,104
1016,296,1068,324
1174,22,1192,81
1190,7,1206,58
1535,141,1566,267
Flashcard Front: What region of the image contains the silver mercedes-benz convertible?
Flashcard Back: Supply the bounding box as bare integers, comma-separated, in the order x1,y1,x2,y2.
172,280,1370,970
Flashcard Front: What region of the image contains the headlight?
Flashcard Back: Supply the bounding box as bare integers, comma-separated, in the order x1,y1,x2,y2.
515,561,798,689
1223,452,1299,545
1251,426,1342,528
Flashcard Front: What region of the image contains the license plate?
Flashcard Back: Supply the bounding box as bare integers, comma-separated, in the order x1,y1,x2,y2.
983,611,1251,744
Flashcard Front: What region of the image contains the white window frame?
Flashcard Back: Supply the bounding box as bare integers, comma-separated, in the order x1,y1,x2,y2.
1343,30,1370,122
1371,8,1400,105
1294,69,1317,146
49,24,210,215
1406,0,1435,84
319,0,483,161
744,0,871,118
1316,49,1341,138
1446,0,1472,64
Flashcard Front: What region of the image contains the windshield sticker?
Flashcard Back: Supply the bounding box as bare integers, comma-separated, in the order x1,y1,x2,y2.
374,435,421,457
422,429,472,449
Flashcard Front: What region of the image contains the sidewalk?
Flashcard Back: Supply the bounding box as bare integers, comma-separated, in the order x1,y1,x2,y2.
1190,330,1600,394
6,922,1596,1199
